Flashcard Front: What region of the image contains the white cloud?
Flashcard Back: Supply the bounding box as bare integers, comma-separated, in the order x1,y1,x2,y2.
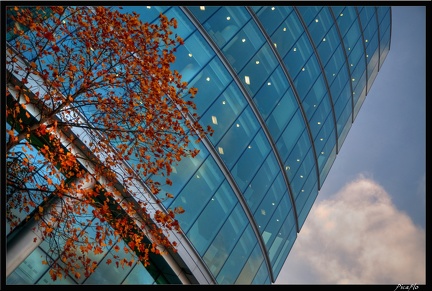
275,175,426,284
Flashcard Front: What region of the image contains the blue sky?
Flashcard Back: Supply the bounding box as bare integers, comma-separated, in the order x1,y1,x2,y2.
275,6,426,285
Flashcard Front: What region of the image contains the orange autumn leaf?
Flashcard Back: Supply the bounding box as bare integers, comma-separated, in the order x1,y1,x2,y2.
6,5,212,281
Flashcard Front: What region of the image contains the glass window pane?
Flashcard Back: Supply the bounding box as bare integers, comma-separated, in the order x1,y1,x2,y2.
231,129,271,191
216,106,259,169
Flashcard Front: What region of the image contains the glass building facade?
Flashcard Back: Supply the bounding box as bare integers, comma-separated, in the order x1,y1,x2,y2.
5,5,391,284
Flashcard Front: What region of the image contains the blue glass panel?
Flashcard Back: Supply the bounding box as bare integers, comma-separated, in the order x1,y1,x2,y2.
276,109,306,162
216,225,256,284
253,66,289,120
303,7,335,48
254,179,286,232
308,93,332,139
188,57,232,116
84,240,135,284
343,19,362,53
235,242,265,284
266,87,297,141
122,263,156,284
331,67,350,105
222,21,266,73
302,77,327,119
319,140,337,188
297,6,321,25
266,195,295,260
200,6,250,48
163,7,197,40
231,129,271,192
149,141,208,208
317,25,341,67
252,259,270,284
187,6,221,23
293,55,320,100
243,154,281,213
284,129,311,181
171,31,214,83
271,225,296,279
239,44,279,96
6,247,49,284
201,83,248,145
187,180,236,255
335,6,358,38
283,33,313,79
171,157,224,232
254,6,294,36
295,170,318,212
270,12,303,58
290,148,315,198
297,182,319,228
203,203,248,277
37,266,77,284
216,106,259,169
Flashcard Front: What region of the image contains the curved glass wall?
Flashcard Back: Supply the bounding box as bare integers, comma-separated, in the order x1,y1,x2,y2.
6,5,391,285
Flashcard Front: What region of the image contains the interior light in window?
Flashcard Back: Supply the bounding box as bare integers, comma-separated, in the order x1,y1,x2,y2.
350,63,353,66
218,147,224,155
211,116,218,125
188,53,193,57
366,54,369,58
236,123,240,127
320,138,324,141
206,77,210,81
352,78,355,81
340,13,343,17
300,175,304,178
244,76,250,84
315,19,319,22
302,67,305,71
301,189,305,192
261,209,266,215
267,82,271,86
313,104,317,107
146,6,151,9
196,175,200,178
276,219,280,222
222,101,226,105
242,38,246,42
348,47,351,50
317,121,321,125
365,39,368,43
248,145,252,149
272,202,275,206
200,6,205,10
321,151,325,155
293,47,297,51
285,166,290,170
297,159,300,162
227,16,231,20
323,38,326,42
256,60,260,64
332,73,336,76
274,43,277,48
283,27,287,31
271,7,275,10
